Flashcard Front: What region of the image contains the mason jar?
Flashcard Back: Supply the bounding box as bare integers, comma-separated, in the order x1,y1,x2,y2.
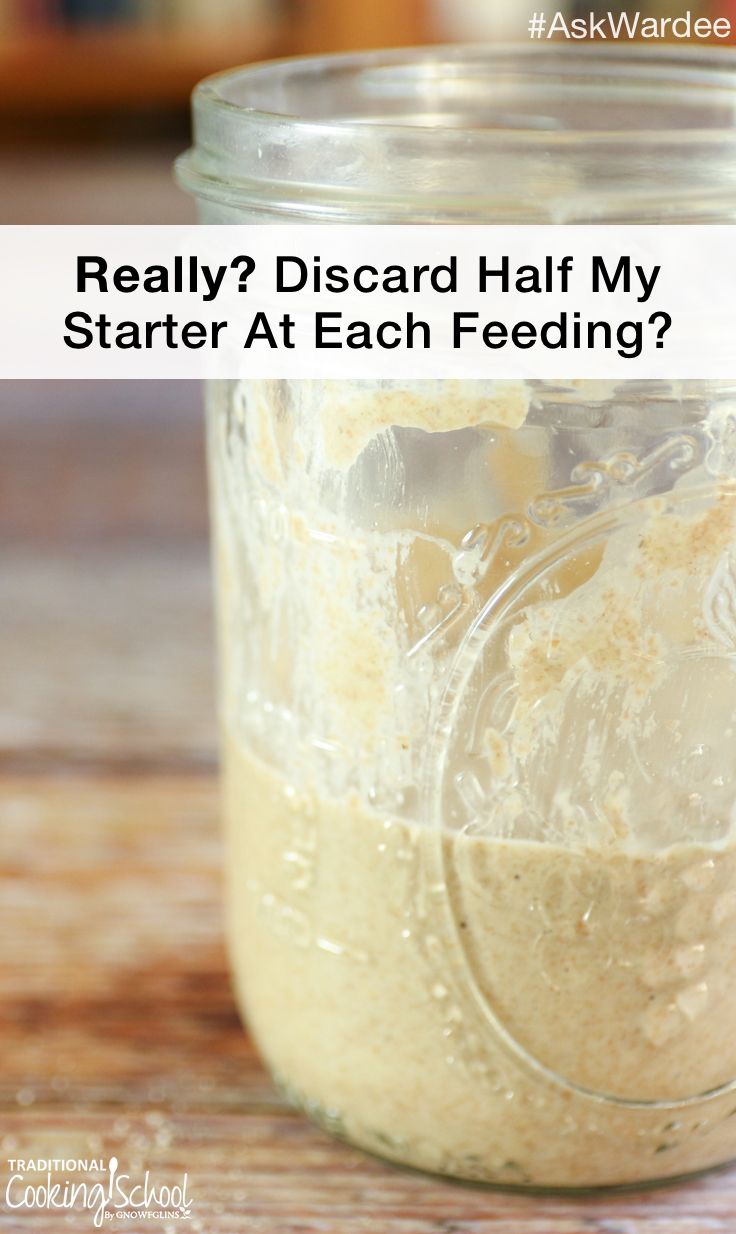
178,45,736,1188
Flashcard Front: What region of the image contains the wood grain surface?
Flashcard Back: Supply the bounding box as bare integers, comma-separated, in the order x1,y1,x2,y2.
2,383,736,1232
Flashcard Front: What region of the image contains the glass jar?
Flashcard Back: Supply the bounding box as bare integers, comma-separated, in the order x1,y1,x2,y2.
178,46,736,1189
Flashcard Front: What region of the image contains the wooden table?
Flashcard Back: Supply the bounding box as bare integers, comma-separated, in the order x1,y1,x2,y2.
2,381,736,1232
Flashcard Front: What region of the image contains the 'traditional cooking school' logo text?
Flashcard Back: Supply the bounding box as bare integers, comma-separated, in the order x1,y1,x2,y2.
5,1156,192,1226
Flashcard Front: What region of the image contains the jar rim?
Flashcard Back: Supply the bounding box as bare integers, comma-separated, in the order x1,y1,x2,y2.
177,44,736,221
191,43,736,140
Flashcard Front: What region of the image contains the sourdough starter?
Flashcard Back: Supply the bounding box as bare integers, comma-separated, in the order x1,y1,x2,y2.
215,380,736,1186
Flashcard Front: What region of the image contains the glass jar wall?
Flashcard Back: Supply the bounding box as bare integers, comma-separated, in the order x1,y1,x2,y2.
178,46,736,1188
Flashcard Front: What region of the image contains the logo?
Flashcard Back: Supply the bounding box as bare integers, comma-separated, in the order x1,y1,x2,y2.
5,1157,192,1227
